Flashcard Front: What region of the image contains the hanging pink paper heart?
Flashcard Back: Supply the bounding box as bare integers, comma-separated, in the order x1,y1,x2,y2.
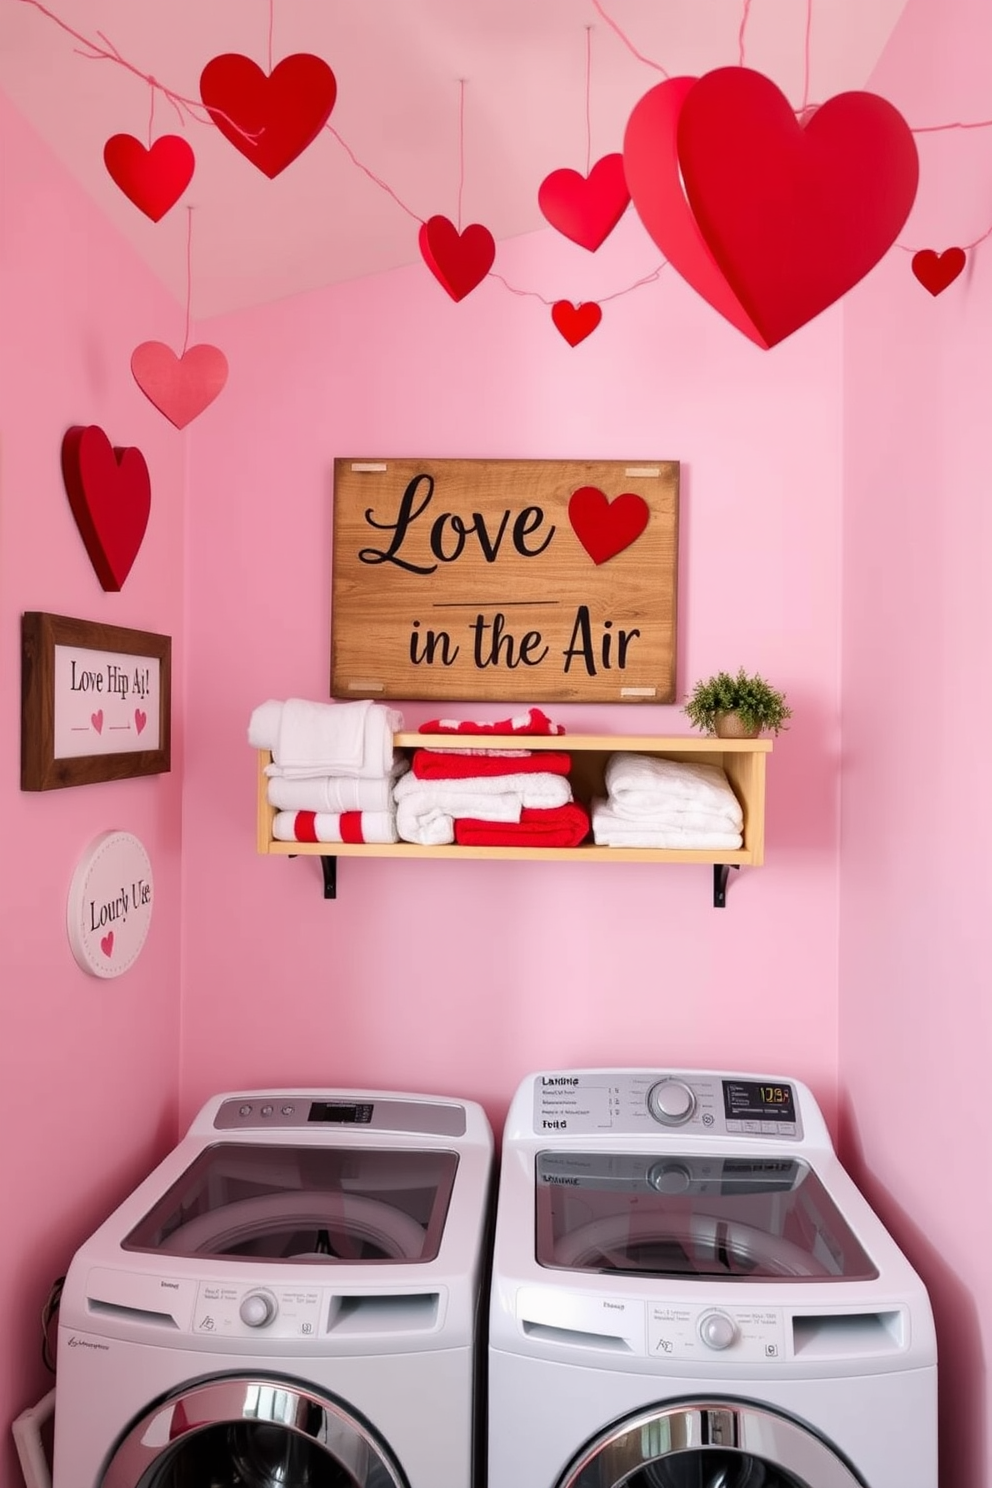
624,78,765,345
568,486,649,564
61,425,151,591
912,247,966,296
103,135,195,221
538,153,630,251
675,68,919,347
551,301,602,346
131,342,229,428
418,216,495,301
199,53,336,178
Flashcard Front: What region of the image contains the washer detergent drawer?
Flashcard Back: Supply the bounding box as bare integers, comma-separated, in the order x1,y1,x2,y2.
558,1401,864,1488
100,1376,407,1488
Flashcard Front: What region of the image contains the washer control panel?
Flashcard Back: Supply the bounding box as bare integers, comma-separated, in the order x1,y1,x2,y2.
534,1072,802,1140
194,1281,322,1339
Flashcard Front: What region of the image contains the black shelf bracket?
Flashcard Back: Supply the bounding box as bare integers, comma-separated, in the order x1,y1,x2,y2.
713,863,739,908
320,856,338,900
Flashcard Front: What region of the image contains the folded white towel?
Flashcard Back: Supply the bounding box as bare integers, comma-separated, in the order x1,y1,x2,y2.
394,771,572,846
248,699,403,778
267,762,408,814
605,752,743,824
272,811,399,845
591,798,743,849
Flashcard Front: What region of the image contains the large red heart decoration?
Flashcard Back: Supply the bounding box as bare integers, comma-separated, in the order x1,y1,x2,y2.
61,426,151,591
675,68,919,348
418,216,495,301
199,53,337,178
103,134,195,221
568,486,649,565
551,301,602,346
912,247,966,296
538,153,630,251
131,342,229,428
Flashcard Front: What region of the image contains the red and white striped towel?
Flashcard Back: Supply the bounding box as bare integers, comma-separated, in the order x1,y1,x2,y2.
419,706,565,737
272,810,398,845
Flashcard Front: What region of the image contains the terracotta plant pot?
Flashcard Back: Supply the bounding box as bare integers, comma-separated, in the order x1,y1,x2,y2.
713,711,761,740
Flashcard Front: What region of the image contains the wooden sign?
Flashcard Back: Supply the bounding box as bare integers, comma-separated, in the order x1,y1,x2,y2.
331,458,679,704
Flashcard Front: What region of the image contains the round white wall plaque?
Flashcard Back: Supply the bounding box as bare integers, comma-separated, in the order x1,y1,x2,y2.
67,830,154,978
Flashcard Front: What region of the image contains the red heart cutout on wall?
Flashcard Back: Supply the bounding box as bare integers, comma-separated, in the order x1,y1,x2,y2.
199,53,337,178
538,153,630,251
131,342,229,428
61,426,151,591
551,301,602,346
568,486,649,564
101,932,114,958
911,247,966,295
418,216,495,301
103,135,195,221
675,68,919,347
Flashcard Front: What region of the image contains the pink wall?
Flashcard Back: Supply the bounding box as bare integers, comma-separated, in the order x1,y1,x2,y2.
0,95,186,1483
840,0,992,1483
183,211,844,1138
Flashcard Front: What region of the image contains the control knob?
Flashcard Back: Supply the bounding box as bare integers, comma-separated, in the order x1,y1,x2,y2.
648,1161,693,1195
647,1079,696,1126
698,1310,738,1351
239,1291,277,1328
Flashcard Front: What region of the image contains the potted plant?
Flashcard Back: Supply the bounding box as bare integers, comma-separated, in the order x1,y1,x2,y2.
682,667,791,739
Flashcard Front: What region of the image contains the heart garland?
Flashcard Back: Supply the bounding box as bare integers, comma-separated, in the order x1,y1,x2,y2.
624,69,919,348
911,247,966,295
61,425,151,591
551,301,602,346
103,135,195,221
131,342,230,428
538,153,630,251
199,53,337,178
418,216,496,301
568,486,649,564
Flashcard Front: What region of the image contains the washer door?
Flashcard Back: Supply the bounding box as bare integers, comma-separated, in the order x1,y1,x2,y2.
100,1376,408,1488
557,1402,865,1488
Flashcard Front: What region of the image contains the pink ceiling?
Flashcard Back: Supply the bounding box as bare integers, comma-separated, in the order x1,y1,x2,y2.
0,0,909,318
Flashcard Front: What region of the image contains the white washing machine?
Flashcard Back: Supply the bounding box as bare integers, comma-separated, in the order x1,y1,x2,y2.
52,1087,493,1488
489,1068,937,1488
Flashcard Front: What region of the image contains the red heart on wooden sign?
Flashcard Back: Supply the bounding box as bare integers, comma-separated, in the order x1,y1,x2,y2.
131,342,229,428
911,247,966,295
61,425,151,591
551,301,602,346
418,216,495,301
538,153,630,251
103,134,195,221
568,486,649,564
624,77,765,345
199,53,337,178
675,68,919,348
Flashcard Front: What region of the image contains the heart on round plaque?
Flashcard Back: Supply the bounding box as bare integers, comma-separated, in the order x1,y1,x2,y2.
551,301,602,346
911,247,966,296
418,216,495,301
199,53,337,178
61,425,151,591
103,134,195,221
568,486,649,565
131,342,229,428
538,153,630,251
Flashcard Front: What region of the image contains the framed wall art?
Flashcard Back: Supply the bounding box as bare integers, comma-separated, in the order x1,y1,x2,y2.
21,612,171,790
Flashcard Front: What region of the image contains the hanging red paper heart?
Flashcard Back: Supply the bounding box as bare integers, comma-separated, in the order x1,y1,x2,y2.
568,486,649,564
538,153,630,251
131,342,229,429
551,301,602,346
103,135,195,222
911,247,966,296
674,68,919,348
61,425,151,591
624,78,765,345
418,216,495,301
199,53,337,178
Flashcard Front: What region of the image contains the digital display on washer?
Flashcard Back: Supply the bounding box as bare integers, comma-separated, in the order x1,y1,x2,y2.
722,1080,796,1122
308,1101,374,1123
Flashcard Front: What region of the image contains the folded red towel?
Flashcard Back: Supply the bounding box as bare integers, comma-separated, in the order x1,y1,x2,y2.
419,706,565,736
412,749,572,781
454,802,590,848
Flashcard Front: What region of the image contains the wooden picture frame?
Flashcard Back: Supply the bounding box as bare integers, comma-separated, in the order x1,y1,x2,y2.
21,612,171,790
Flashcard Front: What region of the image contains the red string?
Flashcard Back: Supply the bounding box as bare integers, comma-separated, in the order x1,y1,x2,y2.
457,79,466,232
585,26,593,176
738,0,753,65
489,262,666,307
324,126,422,222
147,79,155,147
182,207,193,355
268,0,275,73
590,0,669,76
801,0,812,112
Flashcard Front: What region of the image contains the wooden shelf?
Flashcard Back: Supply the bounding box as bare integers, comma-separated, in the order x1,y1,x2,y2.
256,733,771,905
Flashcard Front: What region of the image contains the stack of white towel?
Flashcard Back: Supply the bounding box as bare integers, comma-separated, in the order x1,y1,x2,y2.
393,756,574,846
591,752,744,849
249,698,406,844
